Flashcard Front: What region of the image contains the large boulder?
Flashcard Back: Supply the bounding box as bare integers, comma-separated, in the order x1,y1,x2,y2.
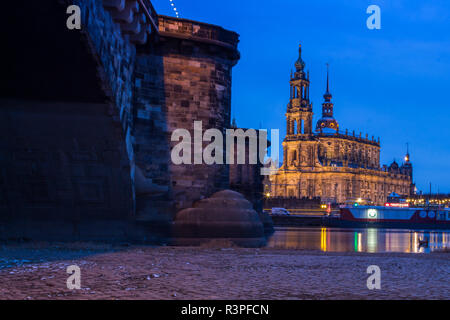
171,190,266,247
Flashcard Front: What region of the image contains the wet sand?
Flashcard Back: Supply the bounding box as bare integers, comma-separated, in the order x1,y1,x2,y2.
0,243,448,300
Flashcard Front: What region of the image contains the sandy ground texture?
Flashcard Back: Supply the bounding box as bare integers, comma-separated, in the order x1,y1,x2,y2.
0,242,448,300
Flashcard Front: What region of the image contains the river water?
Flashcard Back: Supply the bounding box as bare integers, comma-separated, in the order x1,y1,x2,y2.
267,227,450,253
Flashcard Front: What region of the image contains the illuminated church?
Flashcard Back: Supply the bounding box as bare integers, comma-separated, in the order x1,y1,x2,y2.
268,45,414,205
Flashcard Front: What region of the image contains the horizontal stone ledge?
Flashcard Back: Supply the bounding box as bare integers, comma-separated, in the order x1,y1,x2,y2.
158,15,239,51
158,31,239,54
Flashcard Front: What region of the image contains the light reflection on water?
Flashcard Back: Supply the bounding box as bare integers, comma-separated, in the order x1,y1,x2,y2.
266,227,450,253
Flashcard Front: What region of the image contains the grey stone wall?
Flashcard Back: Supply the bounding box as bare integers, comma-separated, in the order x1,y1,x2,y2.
0,1,140,240
0,2,241,241
0,99,134,241
133,16,240,211
74,0,138,203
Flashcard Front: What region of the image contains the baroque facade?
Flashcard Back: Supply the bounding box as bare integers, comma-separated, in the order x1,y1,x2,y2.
269,45,414,205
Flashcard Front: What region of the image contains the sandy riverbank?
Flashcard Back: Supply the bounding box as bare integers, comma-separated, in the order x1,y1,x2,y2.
0,243,448,300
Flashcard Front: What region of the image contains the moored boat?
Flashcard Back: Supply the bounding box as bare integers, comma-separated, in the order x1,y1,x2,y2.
334,205,450,229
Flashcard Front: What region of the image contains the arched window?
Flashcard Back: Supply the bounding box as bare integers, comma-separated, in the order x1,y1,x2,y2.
291,150,297,165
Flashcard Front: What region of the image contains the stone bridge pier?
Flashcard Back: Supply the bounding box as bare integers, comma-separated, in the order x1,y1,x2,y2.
0,0,240,242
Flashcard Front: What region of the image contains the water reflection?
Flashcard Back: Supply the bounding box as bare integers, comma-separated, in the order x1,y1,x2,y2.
367,228,377,253
267,227,450,253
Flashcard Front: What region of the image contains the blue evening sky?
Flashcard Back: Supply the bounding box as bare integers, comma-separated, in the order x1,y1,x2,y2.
154,0,450,193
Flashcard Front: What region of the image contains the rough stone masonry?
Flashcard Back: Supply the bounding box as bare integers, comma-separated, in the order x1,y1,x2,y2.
0,0,240,242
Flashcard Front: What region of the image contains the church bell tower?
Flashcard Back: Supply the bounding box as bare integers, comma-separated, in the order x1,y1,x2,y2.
286,44,313,136
282,45,317,171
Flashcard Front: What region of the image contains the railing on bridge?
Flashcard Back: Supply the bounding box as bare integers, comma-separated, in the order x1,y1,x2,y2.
139,0,159,34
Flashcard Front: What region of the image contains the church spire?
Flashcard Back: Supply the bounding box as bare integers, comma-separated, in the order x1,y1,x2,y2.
405,143,410,163
323,63,332,102
231,116,237,129
316,63,339,133
294,43,306,79
401,142,413,184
